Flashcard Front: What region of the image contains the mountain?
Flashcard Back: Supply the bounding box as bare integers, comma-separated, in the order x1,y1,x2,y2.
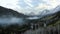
40,5,60,16
0,6,27,18
23,5,60,20
0,6,30,26
26,5,60,27
0,5,60,34
52,5,60,13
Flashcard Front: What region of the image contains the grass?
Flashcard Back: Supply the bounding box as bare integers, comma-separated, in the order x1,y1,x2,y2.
47,19,60,27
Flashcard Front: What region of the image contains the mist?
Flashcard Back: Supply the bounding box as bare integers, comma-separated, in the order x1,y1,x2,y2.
0,16,26,26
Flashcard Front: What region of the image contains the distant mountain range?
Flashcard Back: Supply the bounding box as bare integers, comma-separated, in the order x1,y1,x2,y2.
26,5,60,27
26,5,60,20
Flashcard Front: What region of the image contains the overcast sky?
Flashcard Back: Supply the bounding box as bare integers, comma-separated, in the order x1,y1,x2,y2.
0,0,60,15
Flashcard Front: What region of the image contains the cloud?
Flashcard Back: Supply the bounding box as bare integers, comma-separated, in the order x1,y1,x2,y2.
0,17,25,26
0,0,20,10
0,0,60,15
24,0,33,7
35,0,60,10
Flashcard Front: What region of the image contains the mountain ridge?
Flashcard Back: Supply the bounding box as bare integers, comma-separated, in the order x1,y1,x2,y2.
0,6,27,18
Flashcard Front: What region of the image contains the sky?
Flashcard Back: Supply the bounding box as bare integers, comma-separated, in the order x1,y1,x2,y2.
0,0,60,15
